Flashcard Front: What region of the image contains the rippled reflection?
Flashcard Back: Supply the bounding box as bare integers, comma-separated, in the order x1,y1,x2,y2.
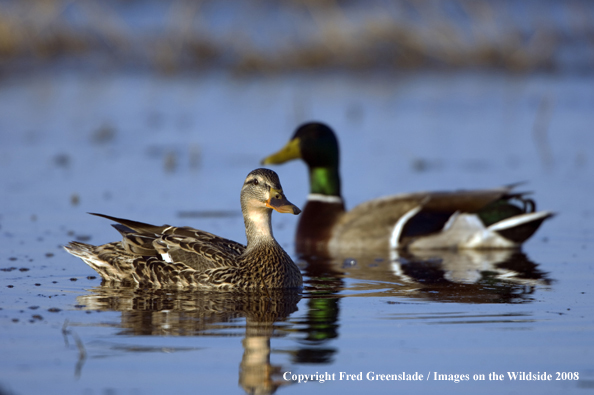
77,289,300,394
78,289,301,336
392,250,552,303
300,249,553,304
72,249,551,394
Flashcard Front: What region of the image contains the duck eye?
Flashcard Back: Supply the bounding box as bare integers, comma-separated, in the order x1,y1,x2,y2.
252,179,259,185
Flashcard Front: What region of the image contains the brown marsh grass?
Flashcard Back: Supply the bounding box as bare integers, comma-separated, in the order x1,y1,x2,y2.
0,0,591,74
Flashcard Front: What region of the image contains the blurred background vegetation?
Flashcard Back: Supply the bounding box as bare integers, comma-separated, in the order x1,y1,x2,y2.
0,0,592,75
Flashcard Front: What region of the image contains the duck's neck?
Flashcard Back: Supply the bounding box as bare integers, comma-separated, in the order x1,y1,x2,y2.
296,166,345,256
309,166,341,197
243,208,278,249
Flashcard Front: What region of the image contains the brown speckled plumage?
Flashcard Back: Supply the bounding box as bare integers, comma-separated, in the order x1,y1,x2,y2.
64,168,303,290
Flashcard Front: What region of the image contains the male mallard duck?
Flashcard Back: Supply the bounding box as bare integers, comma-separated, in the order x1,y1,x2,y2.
262,122,553,256
64,168,303,290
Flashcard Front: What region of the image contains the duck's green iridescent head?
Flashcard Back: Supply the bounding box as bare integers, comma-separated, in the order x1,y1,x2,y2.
262,122,339,168
262,122,342,197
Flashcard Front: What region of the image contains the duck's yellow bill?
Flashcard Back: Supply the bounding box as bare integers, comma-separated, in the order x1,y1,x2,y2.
261,138,301,165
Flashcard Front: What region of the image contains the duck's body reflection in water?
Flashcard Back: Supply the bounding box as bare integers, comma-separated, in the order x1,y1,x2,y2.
77,289,301,394
302,249,552,302
74,250,551,394
292,249,552,367
292,257,344,365
389,250,552,303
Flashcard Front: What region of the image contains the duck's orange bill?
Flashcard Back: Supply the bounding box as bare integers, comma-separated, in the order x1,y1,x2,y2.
266,188,301,215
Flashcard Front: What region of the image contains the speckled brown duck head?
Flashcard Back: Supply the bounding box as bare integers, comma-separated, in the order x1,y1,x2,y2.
240,168,301,248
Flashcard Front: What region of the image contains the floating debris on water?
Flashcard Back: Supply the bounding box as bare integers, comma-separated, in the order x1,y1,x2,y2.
92,124,116,144
53,153,70,168
411,158,442,172
342,258,357,268
164,151,177,172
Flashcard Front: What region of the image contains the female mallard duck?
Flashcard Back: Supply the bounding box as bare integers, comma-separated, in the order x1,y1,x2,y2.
64,168,303,290
262,122,553,256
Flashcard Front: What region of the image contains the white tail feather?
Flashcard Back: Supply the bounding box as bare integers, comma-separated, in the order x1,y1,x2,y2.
487,211,554,232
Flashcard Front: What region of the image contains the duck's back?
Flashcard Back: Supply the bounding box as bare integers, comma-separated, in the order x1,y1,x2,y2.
99,214,247,271
328,187,518,253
